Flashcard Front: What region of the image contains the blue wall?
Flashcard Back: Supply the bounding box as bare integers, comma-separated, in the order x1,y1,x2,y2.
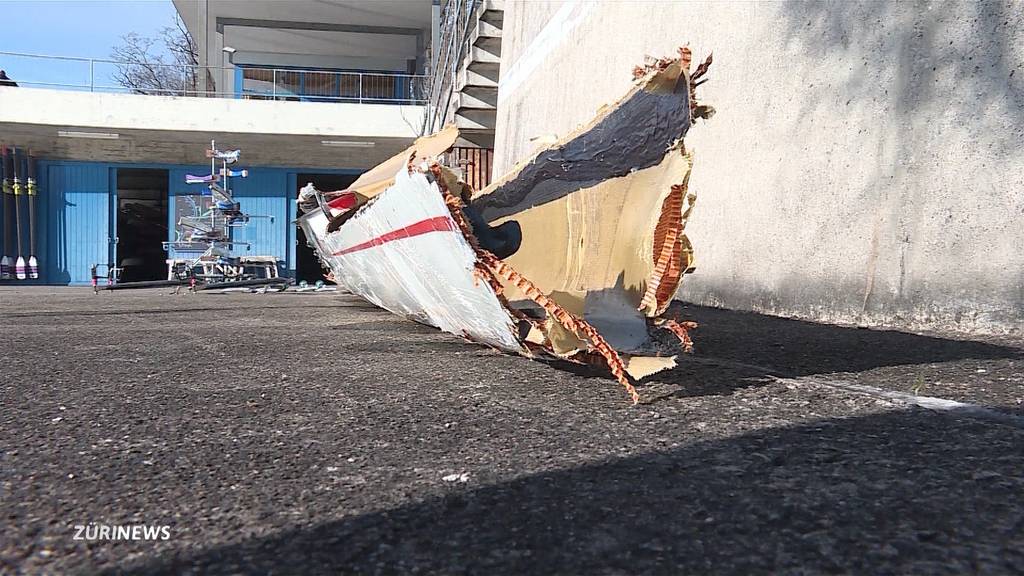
230,168,290,263
29,160,357,285
41,164,114,285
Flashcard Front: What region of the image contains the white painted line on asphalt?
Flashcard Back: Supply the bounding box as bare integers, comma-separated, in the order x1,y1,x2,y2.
686,356,1024,430
775,376,1024,430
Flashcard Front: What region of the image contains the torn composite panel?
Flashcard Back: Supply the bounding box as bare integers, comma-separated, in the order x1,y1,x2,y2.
473,47,707,379
315,166,525,353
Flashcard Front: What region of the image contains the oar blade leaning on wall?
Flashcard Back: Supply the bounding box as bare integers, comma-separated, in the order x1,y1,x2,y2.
0,145,11,279
27,151,38,279
12,147,26,280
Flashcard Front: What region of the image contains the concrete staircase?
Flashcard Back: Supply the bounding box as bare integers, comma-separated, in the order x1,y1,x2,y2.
450,0,503,147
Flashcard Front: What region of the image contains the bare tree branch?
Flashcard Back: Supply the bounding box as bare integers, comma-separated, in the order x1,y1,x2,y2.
111,15,198,96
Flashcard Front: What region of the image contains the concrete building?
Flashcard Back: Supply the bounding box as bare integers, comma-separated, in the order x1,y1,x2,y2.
0,1,435,285
422,0,505,147
489,0,1024,336
3,0,1018,337
173,0,432,99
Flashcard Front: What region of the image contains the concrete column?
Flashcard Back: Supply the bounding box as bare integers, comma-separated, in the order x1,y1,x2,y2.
194,0,211,94
214,31,233,96
415,30,426,74
431,0,441,72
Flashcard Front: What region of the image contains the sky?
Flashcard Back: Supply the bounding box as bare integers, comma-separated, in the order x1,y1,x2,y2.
0,0,179,89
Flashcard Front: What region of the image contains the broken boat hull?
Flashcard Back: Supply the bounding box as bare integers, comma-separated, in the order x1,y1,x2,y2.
302,168,525,354
298,48,712,402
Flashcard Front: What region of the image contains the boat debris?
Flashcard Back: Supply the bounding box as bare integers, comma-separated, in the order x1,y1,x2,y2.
298,47,712,403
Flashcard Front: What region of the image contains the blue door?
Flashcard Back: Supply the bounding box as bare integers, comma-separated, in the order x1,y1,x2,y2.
45,164,114,284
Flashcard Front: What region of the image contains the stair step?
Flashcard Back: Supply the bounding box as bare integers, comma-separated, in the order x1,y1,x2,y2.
480,0,504,28
458,66,499,90
467,60,500,74
473,35,502,57
454,132,495,149
467,45,501,65
462,85,497,105
455,109,497,130
481,10,503,28
481,0,504,10
452,88,497,111
473,19,502,40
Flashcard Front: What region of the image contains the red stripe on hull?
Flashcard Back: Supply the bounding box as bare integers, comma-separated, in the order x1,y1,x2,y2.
331,215,457,256
327,192,359,211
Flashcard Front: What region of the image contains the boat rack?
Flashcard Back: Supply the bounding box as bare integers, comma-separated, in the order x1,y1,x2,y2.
93,141,285,292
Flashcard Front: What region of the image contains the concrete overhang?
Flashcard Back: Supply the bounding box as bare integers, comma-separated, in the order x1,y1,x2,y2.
173,0,431,71
0,88,423,169
173,0,432,35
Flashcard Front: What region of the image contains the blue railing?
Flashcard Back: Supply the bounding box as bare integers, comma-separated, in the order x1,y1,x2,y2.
0,50,427,104
236,67,426,104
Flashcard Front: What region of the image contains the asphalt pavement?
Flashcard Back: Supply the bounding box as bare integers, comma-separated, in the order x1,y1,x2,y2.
1,286,1022,574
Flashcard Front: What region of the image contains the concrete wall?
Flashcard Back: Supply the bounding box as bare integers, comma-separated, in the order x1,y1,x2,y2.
493,0,1024,336
0,88,421,168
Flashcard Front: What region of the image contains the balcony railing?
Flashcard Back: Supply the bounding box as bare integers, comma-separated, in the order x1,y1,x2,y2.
0,50,428,105
237,67,425,104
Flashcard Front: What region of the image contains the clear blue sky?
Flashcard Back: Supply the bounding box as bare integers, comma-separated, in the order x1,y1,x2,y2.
0,0,179,88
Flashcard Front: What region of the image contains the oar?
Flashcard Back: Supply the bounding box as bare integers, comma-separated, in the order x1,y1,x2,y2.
27,151,37,279
1,145,12,279
12,147,25,279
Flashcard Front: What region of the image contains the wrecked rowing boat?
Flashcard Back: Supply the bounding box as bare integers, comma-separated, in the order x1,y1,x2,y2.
297,47,712,402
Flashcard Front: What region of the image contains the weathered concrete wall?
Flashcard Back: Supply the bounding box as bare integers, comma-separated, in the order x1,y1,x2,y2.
493,0,1024,336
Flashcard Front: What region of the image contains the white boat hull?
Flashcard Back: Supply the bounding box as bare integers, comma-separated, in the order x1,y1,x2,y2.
301,168,524,353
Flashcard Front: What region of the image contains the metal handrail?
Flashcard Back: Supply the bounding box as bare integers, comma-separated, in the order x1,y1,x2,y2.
0,50,428,104
421,0,479,134
424,0,471,131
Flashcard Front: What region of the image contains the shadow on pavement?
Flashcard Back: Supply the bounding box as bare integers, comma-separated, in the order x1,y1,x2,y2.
677,304,1022,377
109,409,1023,575
543,304,1022,401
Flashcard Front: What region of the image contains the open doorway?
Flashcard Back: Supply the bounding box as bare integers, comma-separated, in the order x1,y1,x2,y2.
116,168,168,282
295,172,359,283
